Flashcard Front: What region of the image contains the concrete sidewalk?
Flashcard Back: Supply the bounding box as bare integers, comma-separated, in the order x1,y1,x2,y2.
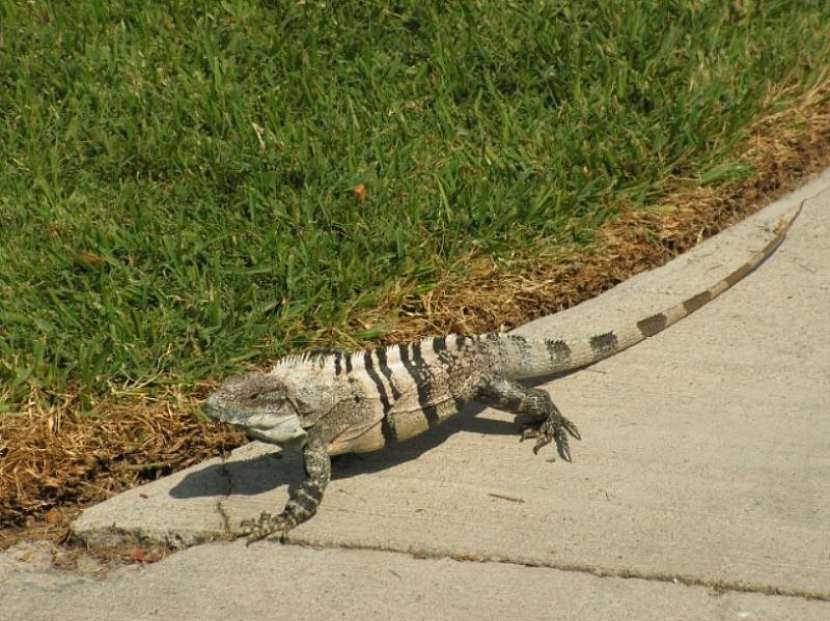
4,172,830,620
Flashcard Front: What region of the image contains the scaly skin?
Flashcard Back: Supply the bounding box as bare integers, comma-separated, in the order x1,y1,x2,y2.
205,204,801,541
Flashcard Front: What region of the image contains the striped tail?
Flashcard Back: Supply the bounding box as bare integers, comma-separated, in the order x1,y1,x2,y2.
497,203,803,380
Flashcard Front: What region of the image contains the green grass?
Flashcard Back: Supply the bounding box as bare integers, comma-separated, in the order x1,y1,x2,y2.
1,1,829,409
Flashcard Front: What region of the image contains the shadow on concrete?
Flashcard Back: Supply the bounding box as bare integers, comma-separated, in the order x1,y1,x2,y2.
170,450,302,499
330,405,518,481
170,404,520,499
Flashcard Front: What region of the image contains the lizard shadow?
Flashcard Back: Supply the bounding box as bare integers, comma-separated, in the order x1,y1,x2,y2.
328,375,580,480
330,403,519,481
170,450,303,499
169,403,519,499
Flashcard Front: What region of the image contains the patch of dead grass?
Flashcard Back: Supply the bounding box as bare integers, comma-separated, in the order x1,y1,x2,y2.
2,78,830,549
0,390,244,548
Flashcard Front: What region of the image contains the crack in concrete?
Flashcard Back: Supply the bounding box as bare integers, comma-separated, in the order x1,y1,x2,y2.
215,456,234,537
281,537,830,603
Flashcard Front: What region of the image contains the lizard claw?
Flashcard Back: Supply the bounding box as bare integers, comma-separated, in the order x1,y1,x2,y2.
239,511,293,545
521,406,580,462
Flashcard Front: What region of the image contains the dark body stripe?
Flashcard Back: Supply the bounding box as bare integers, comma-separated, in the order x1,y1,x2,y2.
292,485,323,512
399,342,440,427
725,262,753,287
363,352,391,415
364,351,398,444
545,339,571,364
374,347,401,399
637,314,667,337
381,415,398,444
590,332,618,355
430,335,467,413
683,290,712,314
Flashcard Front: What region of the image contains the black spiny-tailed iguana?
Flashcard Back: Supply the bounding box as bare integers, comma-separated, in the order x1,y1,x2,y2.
205,205,801,542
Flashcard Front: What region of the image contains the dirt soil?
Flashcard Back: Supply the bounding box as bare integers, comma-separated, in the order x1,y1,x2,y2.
2,79,830,552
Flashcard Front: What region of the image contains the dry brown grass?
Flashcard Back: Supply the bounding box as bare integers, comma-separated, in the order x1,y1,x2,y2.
0,391,244,547
373,79,830,342
2,79,830,548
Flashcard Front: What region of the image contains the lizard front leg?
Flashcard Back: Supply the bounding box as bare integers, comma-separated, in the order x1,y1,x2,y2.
475,376,580,461
240,428,331,544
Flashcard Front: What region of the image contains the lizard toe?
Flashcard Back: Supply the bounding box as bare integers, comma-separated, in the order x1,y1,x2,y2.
240,511,291,545
524,412,579,461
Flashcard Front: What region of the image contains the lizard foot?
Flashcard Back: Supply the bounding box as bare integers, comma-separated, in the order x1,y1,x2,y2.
239,511,296,545
476,376,581,462
521,407,581,462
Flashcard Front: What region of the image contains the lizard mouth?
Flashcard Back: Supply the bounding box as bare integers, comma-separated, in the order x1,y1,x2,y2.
243,413,308,447
203,394,232,422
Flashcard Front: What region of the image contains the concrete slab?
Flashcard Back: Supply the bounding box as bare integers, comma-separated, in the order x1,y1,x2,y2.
2,541,828,621
69,170,830,606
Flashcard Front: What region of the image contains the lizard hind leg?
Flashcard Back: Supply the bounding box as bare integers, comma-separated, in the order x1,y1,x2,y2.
474,376,580,462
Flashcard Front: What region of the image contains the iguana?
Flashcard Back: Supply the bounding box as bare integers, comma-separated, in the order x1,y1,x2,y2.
205,205,801,542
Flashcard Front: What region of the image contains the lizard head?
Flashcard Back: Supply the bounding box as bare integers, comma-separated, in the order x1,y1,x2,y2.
205,371,308,448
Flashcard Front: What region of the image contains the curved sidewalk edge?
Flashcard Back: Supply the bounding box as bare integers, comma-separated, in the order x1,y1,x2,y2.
43,169,830,619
